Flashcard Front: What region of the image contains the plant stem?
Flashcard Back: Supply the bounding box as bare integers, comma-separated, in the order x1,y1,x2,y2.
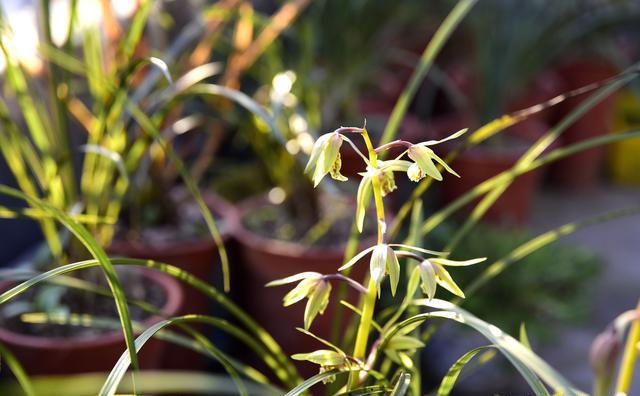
615,298,640,394
349,129,386,389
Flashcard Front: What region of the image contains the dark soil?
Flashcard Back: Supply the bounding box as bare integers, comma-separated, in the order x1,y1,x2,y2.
118,189,227,246
243,195,377,247
0,268,166,338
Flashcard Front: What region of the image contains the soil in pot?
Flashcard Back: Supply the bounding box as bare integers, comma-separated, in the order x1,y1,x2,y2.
232,193,377,377
0,267,182,376
109,187,235,370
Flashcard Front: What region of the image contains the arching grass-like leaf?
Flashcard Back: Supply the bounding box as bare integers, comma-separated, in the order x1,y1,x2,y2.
380,0,478,145
99,315,248,396
0,258,301,388
389,372,412,396
408,299,586,396
437,345,495,396
0,343,36,396
0,185,139,371
0,371,280,396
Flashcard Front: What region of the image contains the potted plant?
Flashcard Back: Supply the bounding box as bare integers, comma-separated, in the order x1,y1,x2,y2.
0,0,191,375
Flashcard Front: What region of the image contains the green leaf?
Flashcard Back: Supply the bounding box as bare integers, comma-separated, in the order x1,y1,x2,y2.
0,342,36,396
0,371,281,396
148,57,173,84
387,335,425,351
291,350,345,366
405,266,421,303
397,319,424,337
433,264,465,298
430,257,486,267
380,0,478,145
437,345,495,396
127,103,231,292
304,281,331,329
0,258,302,388
390,372,412,396
295,327,348,356
389,244,448,256
0,185,139,372
410,299,585,396
284,369,346,396
99,315,247,396
520,323,533,351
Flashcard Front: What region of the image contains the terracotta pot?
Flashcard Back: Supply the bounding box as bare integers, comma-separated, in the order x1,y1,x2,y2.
432,114,546,225
230,196,372,377
507,69,567,125
108,190,235,370
0,268,182,376
548,60,619,189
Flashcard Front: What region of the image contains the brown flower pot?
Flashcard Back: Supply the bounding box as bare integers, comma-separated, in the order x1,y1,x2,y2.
230,195,372,377
0,268,182,376
432,115,547,225
108,190,235,370
548,60,619,189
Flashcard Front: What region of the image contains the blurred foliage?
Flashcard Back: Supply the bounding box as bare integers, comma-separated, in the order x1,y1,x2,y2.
431,223,601,339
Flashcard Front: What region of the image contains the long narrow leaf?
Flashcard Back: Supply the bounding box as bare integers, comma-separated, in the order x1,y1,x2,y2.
437,345,495,396
380,0,478,145
0,257,301,387
0,343,36,396
0,186,139,371
0,371,280,396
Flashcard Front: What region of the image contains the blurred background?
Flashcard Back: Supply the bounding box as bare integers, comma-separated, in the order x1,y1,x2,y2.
1,0,640,394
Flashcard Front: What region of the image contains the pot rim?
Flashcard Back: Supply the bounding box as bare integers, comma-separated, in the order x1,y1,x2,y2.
231,194,377,259
0,267,183,349
109,189,236,255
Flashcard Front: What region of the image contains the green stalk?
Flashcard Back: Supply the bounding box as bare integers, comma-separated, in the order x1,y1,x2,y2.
349,129,386,389
379,0,477,146
615,298,640,394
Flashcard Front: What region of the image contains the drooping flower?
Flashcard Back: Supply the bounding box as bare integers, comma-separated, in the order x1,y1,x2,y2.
304,132,346,186
417,256,486,300
292,349,349,383
405,128,468,182
266,272,332,329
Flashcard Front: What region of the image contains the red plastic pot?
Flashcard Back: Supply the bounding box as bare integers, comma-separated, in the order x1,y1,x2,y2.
0,268,182,376
230,195,372,377
108,190,235,370
548,60,619,189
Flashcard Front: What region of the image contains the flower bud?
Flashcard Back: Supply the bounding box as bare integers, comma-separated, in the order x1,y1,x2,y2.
590,327,620,375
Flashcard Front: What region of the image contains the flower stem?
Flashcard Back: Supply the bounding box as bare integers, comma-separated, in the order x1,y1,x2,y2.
615,298,640,394
349,129,386,389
